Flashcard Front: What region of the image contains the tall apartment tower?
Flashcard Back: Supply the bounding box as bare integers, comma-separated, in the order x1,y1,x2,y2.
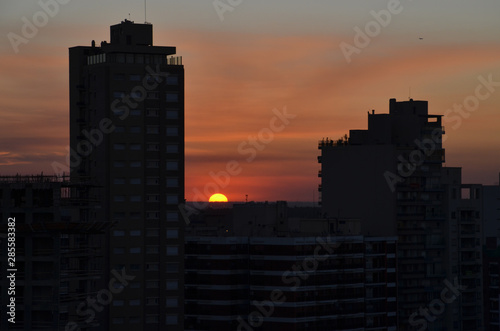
69,20,185,330
319,99,483,330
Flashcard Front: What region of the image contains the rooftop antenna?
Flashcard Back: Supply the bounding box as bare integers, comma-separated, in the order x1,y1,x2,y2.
409,87,412,100
144,0,147,23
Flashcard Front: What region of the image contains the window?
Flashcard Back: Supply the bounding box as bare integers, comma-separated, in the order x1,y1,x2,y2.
113,91,125,98
147,194,159,202
166,280,178,290
147,211,159,220
114,126,125,133
166,315,178,325
113,247,125,254
129,317,140,324
130,178,141,184
146,315,159,324
114,195,125,202
167,195,178,204
166,127,178,136
147,246,159,254
166,109,178,119
147,143,159,151
113,144,125,151
113,161,125,168
135,54,144,64
116,54,125,63
130,230,141,236
114,178,125,184
130,109,141,116
126,54,134,63
113,230,125,237
130,264,141,271
166,246,178,256
130,161,141,167
130,126,141,133
147,177,160,185
146,229,159,237
131,91,144,100
130,281,141,288
147,297,159,306
129,299,140,306
146,108,159,117
166,144,178,153
130,195,141,202
166,93,178,102
113,212,125,220
146,280,159,288
113,300,124,306
166,298,178,308
113,74,125,81
130,144,141,150
147,160,159,168
166,229,178,239
147,91,159,99
130,74,141,81
147,125,159,134
166,76,178,85
166,161,178,171
130,247,141,254
166,212,178,222
166,263,179,273
130,212,141,220
147,263,159,271
166,178,178,188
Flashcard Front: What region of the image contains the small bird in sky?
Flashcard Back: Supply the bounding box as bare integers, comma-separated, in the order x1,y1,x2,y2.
419,37,424,40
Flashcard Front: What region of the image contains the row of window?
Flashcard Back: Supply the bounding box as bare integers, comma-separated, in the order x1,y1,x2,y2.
113,91,179,102
112,213,179,223
114,265,180,279
113,178,178,186
111,298,178,308
112,315,178,325
113,245,179,255
112,126,179,135
113,195,179,204
113,73,178,85
112,109,179,119
112,229,179,238
113,160,179,170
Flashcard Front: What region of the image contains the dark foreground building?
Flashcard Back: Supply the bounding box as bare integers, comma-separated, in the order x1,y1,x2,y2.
69,20,185,330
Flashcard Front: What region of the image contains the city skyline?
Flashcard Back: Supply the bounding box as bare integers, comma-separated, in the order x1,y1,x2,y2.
1,1,500,202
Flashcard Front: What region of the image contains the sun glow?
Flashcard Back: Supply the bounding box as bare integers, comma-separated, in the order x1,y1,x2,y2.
209,193,228,202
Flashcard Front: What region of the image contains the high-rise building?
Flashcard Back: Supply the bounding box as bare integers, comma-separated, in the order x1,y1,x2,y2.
319,98,484,330
69,20,185,330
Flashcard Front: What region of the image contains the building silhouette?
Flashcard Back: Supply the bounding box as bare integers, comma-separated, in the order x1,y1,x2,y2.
69,20,185,330
0,175,107,330
319,99,484,330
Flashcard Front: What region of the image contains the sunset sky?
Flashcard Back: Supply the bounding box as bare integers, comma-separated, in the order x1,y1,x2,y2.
1,0,499,202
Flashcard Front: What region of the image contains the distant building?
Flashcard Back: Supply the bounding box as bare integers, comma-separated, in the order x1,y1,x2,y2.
319,99,485,330
185,202,397,330
69,20,185,330
0,175,107,330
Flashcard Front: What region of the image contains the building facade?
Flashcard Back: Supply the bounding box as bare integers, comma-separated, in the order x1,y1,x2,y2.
69,20,185,330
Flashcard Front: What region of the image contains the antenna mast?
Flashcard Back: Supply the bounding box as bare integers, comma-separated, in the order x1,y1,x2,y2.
144,0,147,23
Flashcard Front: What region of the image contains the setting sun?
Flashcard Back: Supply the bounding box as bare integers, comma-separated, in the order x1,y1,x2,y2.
209,193,228,202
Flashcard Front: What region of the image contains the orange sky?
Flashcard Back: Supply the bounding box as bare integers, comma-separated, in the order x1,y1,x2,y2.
1,18,500,201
